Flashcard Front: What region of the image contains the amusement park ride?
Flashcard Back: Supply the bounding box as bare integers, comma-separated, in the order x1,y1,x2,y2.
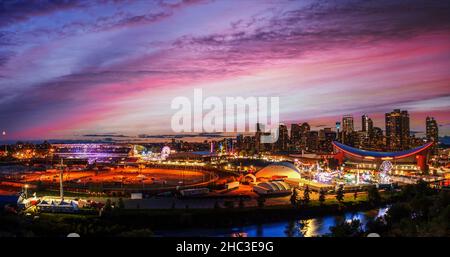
294,159,393,186
288,140,439,187
132,145,172,161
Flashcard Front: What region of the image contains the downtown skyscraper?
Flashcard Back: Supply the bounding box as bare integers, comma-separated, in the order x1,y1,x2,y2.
385,109,410,151
361,114,373,139
341,115,354,145
426,117,439,143
426,117,439,154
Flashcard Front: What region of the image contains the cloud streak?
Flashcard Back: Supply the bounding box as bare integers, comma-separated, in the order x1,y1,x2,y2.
0,0,449,139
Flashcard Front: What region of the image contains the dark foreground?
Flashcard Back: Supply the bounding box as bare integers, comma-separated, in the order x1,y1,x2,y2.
0,182,449,237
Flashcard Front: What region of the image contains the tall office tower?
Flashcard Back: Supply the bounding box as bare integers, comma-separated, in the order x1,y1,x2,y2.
342,115,354,144
243,136,256,152
368,118,373,136
335,121,341,141
426,117,439,154
426,117,439,142
361,114,373,138
371,127,384,150
299,122,310,149
256,123,264,132
342,115,354,133
362,114,369,132
255,123,264,153
319,128,337,152
385,109,410,151
210,141,215,153
276,124,289,151
306,131,319,152
290,123,301,149
236,134,243,150
225,138,234,153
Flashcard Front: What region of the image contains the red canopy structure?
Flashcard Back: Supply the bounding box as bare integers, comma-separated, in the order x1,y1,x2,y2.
332,141,433,172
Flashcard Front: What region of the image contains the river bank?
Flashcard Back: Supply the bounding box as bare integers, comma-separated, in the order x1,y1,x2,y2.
16,194,392,238
3,182,448,237
154,207,390,237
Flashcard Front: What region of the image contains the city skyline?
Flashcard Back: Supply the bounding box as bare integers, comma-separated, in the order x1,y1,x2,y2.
1,112,445,145
1,0,450,140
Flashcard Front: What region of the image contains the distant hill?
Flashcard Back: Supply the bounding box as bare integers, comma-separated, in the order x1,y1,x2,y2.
439,136,450,147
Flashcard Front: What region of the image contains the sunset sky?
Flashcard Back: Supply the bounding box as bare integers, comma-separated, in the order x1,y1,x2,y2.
1,0,449,141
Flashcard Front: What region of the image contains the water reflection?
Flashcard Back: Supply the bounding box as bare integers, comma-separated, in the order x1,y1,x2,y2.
156,207,390,237
284,221,300,237
286,207,389,237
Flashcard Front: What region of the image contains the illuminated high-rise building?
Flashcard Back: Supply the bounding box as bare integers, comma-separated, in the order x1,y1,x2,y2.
385,109,410,150
236,134,243,150
342,115,354,145
342,115,354,133
276,124,289,151
371,127,384,150
299,122,310,149
426,117,439,154
255,123,264,153
242,136,256,152
306,131,319,152
290,123,301,149
335,121,341,141
319,128,336,152
361,114,373,138
290,122,310,151
426,117,439,142
224,138,234,153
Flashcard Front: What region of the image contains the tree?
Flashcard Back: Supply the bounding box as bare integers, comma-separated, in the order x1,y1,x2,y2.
410,195,433,221
284,221,299,237
415,179,431,197
319,189,326,206
104,199,112,212
257,197,266,208
36,181,45,192
401,180,432,201
290,189,299,207
429,190,450,218
365,217,388,236
386,203,411,224
328,219,364,237
368,187,381,206
239,198,245,209
117,198,125,210
336,185,344,203
224,201,234,208
303,186,310,205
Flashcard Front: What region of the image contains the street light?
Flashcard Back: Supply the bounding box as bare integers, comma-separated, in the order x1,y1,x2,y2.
2,130,6,155
24,184,29,199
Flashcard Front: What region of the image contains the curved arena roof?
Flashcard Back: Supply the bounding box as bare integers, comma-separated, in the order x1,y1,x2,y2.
256,161,301,180
332,141,433,159
257,181,291,191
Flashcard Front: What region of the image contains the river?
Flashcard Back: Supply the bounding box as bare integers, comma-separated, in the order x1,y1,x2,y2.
155,206,389,237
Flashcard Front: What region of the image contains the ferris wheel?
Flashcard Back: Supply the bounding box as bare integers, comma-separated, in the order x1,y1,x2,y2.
161,146,171,160
379,160,392,184
379,161,393,174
